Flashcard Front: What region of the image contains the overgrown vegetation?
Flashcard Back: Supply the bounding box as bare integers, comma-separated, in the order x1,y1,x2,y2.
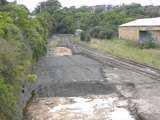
88,39,160,69
80,31,91,42
35,1,160,39
0,1,55,119
139,40,157,49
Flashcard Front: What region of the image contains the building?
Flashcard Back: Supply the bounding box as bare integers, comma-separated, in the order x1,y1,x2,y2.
90,4,112,13
144,7,160,15
119,17,160,44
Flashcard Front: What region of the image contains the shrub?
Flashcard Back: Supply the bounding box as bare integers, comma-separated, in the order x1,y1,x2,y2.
139,40,156,49
89,26,114,39
0,79,17,120
89,26,102,38
85,32,91,42
98,31,107,39
80,31,86,41
80,31,91,42
27,74,37,83
0,4,54,120
28,28,47,61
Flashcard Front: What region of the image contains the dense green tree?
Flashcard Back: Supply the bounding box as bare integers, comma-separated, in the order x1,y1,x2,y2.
0,2,56,120
0,0,7,5
35,0,61,14
0,79,16,120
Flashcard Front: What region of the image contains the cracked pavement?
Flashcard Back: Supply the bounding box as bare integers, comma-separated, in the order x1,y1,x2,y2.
24,35,160,120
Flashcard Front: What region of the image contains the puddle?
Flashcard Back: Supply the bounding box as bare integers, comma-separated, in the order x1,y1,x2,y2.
24,95,135,120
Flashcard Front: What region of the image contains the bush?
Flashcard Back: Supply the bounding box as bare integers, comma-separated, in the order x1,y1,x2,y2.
28,28,47,61
85,32,91,42
89,26,101,38
0,3,55,120
27,74,37,83
139,40,156,49
89,26,114,39
0,79,17,120
80,31,91,42
80,31,86,41
98,31,107,39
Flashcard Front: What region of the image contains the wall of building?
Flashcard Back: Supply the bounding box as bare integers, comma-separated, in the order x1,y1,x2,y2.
118,27,139,41
153,31,160,44
119,26,160,44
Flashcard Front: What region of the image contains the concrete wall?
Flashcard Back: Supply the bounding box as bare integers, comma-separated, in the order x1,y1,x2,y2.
153,31,160,44
119,27,139,41
119,26,160,44
13,82,35,120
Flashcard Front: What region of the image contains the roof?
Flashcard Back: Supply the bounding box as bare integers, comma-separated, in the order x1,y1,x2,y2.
120,17,160,27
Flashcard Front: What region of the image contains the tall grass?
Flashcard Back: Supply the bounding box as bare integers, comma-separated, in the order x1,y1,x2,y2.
88,39,160,69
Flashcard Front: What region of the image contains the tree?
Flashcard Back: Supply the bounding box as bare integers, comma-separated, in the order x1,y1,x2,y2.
80,31,91,42
35,0,61,14
0,3,56,119
0,79,16,120
0,0,7,5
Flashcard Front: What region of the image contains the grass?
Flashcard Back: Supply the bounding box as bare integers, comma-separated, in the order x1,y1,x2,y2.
88,38,160,69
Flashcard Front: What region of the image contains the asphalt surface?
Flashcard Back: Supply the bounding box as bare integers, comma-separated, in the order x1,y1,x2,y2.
24,35,160,120
33,35,117,97
76,39,160,120
34,55,117,97
24,34,134,120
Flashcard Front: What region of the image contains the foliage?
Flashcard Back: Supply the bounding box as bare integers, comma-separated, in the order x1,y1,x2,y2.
35,1,160,39
27,74,37,83
85,32,91,42
35,0,61,14
0,79,17,120
80,31,85,41
89,26,114,39
0,0,7,5
35,0,160,37
139,41,156,49
56,14,75,33
0,2,56,120
80,31,91,42
89,39,160,69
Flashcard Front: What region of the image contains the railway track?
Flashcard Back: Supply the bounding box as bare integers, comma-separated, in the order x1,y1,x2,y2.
80,46,160,80
64,36,160,81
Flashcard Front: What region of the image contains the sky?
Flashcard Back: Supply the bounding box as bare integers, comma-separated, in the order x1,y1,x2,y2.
7,0,160,11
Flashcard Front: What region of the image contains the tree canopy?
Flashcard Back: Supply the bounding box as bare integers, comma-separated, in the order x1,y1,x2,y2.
0,1,56,120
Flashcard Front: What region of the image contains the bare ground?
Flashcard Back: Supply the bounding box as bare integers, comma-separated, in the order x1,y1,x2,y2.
23,35,160,120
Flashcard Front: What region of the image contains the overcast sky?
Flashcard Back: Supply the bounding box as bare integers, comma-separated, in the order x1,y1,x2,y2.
7,0,160,11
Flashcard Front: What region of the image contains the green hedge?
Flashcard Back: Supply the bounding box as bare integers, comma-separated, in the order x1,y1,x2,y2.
0,3,55,120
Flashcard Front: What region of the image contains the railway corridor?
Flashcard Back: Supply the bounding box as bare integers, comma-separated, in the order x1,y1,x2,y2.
24,35,160,120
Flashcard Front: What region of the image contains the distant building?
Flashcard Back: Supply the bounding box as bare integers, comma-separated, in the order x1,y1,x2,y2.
119,17,160,44
90,4,112,13
144,7,160,15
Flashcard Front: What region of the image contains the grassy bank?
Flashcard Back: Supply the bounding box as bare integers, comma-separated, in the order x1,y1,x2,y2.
88,39,160,69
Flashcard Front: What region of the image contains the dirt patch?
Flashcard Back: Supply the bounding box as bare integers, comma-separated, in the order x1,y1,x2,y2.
24,95,135,120
50,47,72,56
